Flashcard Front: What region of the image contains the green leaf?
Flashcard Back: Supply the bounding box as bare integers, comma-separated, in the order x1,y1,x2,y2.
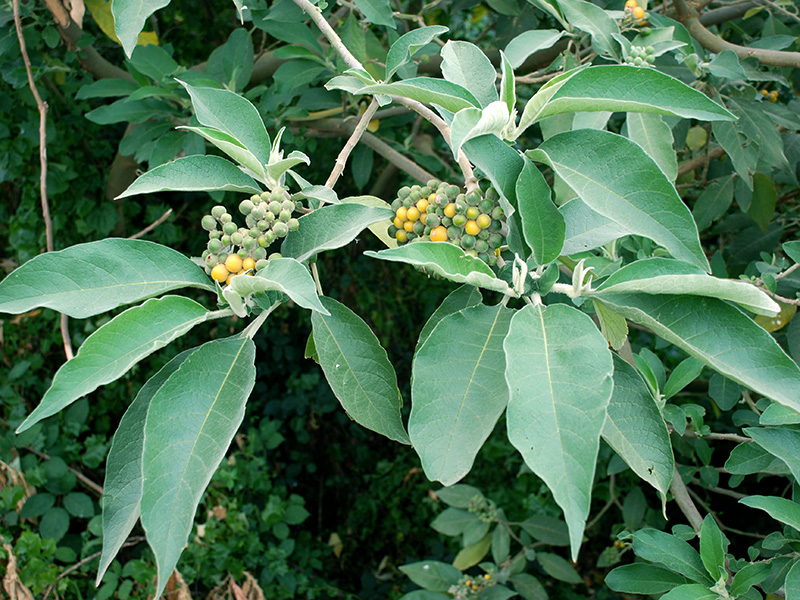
128,43,180,82
749,173,778,233
449,102,511,160
40,507,70,542
594,300,628,351
223,258,327,317
17,296,210,433
606,563,688,594
435,484,485,508
386,26,449,80
726,97,790,173
632,529,713,584
711,120,753,190
663,357,704,400
724,440,790,476
744,427,800,481
529,130,709,271
740,495,800,531
63,492,94,518
410,304,513,485
560,198,630,255
785,561,800,600
594,258,779,316
536,552,582,584
0,239,213,318
113,0,169,58
431,507,479,536
341,195,396,248
500,51,515,115
504,30,565,69
399,561,461,592
759,403,800,425
519,515,570,546
365,243,513,295
311,297,409,444
515,158,564,265
353,0,394,26
492,523,511,563
141,336,256,598
659,584,718,600
784,241,800,264
398,592,451,600
282,204,393,263
418,285,483,351
357,78,480,112
453,533,492,570
504,303,613,559
440,41,498,108
692,175,735,231
602,355,674,495
626,113,678,181
509,573,547,600
97,349,196,584
205,28,254,92
116,155,262,199
178,126,265,179
177,81,272,168
699,515,727,580
594,294,800,413
557,0,620,58
730,562,771,597
76,78,139,100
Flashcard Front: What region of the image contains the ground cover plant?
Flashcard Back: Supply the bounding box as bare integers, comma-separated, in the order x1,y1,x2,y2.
1,0,800,597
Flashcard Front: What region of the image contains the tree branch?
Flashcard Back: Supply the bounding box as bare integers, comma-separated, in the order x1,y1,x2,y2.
325,98,380,189
670,464,704,532
291,0,363,70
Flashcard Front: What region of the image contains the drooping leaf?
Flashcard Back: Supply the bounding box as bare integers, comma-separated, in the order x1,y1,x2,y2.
17,297,210,433
593,258,779,316
602,355,673,495
357,78,481,112
311,297,409,444
97,348,197,583
365,243,513,295
606,563,688,594
116,155,262,199
500,51,515,116
113,0,169,57
282,203,393,263
410,304,513,485
594,293,800,413
440,41,498,108
632,529,713,585
529,130,709,271
504,303,614,559
739,495,800,532
515,158,564,265
0,239,214,318
594,301,629,350
453,534,493,570
557,0,620,58
386,26,449,80
560,198,631,255
140,336,256,598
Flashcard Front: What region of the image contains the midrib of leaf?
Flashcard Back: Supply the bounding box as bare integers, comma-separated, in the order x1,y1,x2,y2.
440,307,504,474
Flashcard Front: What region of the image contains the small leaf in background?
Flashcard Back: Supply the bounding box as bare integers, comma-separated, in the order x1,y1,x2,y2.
504,30,565,69
353,0,394,27
0,239,213,319
536,552,582,584
748,173,778,233
452,534,492,570
509,573,548,600
385,26,449,80
605,563,688,594
399,561,461,592
692,175,735,231
112,0,168,57
492,523,511,564
312,297,409,444
434,484,485,508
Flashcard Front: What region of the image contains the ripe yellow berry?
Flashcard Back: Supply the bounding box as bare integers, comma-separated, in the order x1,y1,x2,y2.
769,90,779,102
242,257,256,272
465,220,481,236
407,207,421,222
625,0,637,8
761,89,770,96
477,214,492,229
444,203,457,218
225,254,243,274
428,193,437,203
367,119,380,132
420,213,427,225
225,273,235,286
632,5,645,18
393,216,404,229
211,264,229,283
396,206,408,221
396,229,408,243
416,198,429,213
404,220,415,232
430,226,448,241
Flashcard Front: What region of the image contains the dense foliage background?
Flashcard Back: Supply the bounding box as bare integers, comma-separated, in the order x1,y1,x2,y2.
1,0,799,598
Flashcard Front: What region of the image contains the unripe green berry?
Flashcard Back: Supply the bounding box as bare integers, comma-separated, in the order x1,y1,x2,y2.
260,191,271,201
491,206,504,220
391,198,403,211
426,179,439,189
446,185,460,199
398,186,411,198
243,236,256,250
413,221,425,235
268,252,282,260
447,226,461,240
403,198,413,208
231,232,244,246
406,232,418,241
208,230,221,240
488,233,504,249
221,235,231,246
466,190,482,205
388,225,398,237
223,222,238,236
486,187,499,202
219,212,233,224
420,186,431,197
489,219,503,232
475,239,489,253
257,220,270,231
646,55,655,64
238,248,249,258
202,215,217,231
255,259,269,271
281,199,295,212
202,249,210,260
279,210,292,223
270,190,283,203
273,222,289,237
208,239,223,253
426,214,441,228
239,199,255,215
453,213,467,227
263,211,275,224
479,199,494,213
287,218,299,231
253,248,267,260
441,216,453,227
268,201,282,215
461,234,476,250
211,205,226,219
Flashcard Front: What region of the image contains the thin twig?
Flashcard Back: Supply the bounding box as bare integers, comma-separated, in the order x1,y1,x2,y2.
325,98,380,189
689,479,747,500
677,428,752,444
25,447,104,496
292,0,363,70
677,145,725,177
586,474,620,530
60,314,73,360
670,464,704,532
128,208,173,240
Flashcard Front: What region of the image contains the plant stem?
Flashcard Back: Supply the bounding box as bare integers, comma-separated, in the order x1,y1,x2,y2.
670,464,704,532
292,0,363,70
128,208,173,240
325,98,380,189
242,302,281,339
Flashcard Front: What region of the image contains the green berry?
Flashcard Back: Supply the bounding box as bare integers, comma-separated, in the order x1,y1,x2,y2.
446,185,460,199
253,248,267,260
282,199,295,212
287,218,300,232
243,236,256,250
409,191,422,202
441,216,453,227
426,214,441,228
485,187,499,202
491,206,504,220
208,239,223,253
403,198,413,208
208,230,221,240
223,222,238,236
413,221,425,235
453,213,467,227
231,232,244,246
488,233,504,249
201,215,217,231
258,220,270,231
447,226,461,241
211,205,226,219
465,206,480,220
279,210,292,223
260,191,270,201
388,225,398,237
420,186,431,197
489,219,503,232
646,55,655,64
466,190,482,205
221,234,231,246
426,179,439,189
219,212,233,224
479,199,494,213
239,199,255,215
398,186,411,198
263,211,275,224
268,252,282,260
391,199,403,211
238,248,249,258
273,222,289,237
461,234,476,250
475,239,489,253
270,190,283,203
407,232,418,241
250,227,261,238
454,201,467,214
268,201,282,215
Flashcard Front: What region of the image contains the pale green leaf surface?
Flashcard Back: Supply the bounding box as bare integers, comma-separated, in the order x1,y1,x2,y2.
605,563,688,594
449,102,511,159
514,70,579,138
365,243,513,294
312,297,409,444
357,78,480,112
558,0,619,58
178,127,264,178
530,130,708,270
410,304,513,485
632,529,713,584
659,584,718,600
594,258,779,316
353,0,394,26
724,440,790,476
505,303,613,559
97,349,196,584
744,428,800,481
342,196,397,248
282,204,393,263
515,158,564,264
594,301,628,350
435,484,485,508
386,26,449,79
417,285,482,351
785,561,800,600
699,515,727,580
453,534,492,570
663,357,704,400
504,30,565,69
739,495,800,531
759,403,800,425
266,151,311,181
440,41,498,108
399,561,461,592
602,355,673,495
18,296,210,433
560,198,631,255
626,113,677,181
595,294,800,412
0,239,213,318
519,515,570,546
141,336,256,598
500,52,515,115
116,155,262,199
113,0,169,57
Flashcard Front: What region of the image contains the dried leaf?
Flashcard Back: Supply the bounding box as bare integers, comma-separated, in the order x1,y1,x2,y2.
2,544,35,600
164,569,192,600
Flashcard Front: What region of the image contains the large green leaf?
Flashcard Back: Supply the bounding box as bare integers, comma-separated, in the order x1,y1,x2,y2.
97,348,197,584
113,0,170,58
17,296,210,433
560,198,630,255
223,258,328,317
178,81,272,168
386,26,449,80
593,258,779,316
410,304,513,485
282,203,393,263
365,243,513,295
558,0,620,58
449,102,511,160
626,113,678,181
606,564,688,594
744,427,800,481
357,78,481,112
602,355,673,495
594,293,800,413
178,126,265,179
140,336,256,598
632,529,713,585
440,41,498,108
515,158,564,265
311,297,409,444
417,285,483,350
739,495,800,533
504,303,613,559
0,239,213,318
529,130,709,271
699,515,727,581
504,30,565,69
116,155,262,199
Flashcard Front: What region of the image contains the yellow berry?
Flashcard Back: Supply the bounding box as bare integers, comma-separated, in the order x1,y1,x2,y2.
430,226,448,241
396,229,408,243
625,0,637,7
444,203,456,218
761,89,770,96
211,264,229,283
428,193,437,203
393,216,404,229
225,254,243,274
404,220,415,232
484,574,491,580
632,5,645,18
242,257,256,271
477,214,492,229
465,220,481,236
416,198,429,213
225,273,235,286
420,213,427,225
396,206,408,221
407,207,421,222
769,90,779,102
367,119,380,133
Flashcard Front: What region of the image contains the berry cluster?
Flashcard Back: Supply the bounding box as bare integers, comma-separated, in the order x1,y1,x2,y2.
448,574,494,600
761,89,779,103
624,44,655,66
200,189,300,285
623,0,647,24
388,180,506,266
